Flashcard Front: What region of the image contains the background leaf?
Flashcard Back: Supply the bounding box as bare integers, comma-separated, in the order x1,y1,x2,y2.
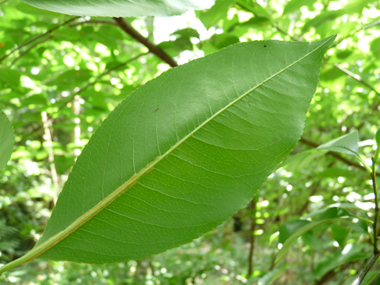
317,130,359,156
0,109,14,171
25,36,336,265
275,207,357,265
313,243,370,280
20,0,216,17
282,0,317,15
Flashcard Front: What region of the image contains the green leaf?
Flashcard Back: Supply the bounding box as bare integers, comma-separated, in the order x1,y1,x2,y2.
0,109,15,171
199,0,235,29
20,0,215,17
371,38,380,56
236,0,271,19
375,274,380,285
281,149,327,172
302,11,344,33
210,34,240,49
317,131,359,156
0,36,335,272
0,68,21,89
317,167,355,178
171,28,200,39
331,224,350,248
342,0,373,14
361,270,380,285
375,127,380,162
302,232,322,250
279,220,309,244
313,243,370,280
46,69,93,89
257,264,287,285
275,207,356,265
282,131,361,173
283,0,317,15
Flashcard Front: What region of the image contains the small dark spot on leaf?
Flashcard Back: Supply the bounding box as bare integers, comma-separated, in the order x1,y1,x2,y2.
154,108,159,112
264,45,267,47
283,61,286,64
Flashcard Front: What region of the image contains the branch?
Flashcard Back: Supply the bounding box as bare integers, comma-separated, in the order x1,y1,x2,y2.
0,16,79,64
69,19,118,27
113,17,178,68
332,64,379,131
351,252,380,285
247,198,257,277
362,20,380,30
372,157,379,251
334,64,380,96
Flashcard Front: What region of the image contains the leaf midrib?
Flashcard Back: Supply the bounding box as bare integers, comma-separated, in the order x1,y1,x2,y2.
26,37,332,261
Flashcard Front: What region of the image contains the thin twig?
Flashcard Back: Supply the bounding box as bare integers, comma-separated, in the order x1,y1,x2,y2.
11,35,53,66
372,157,379,251
334,64,380,96
0,16,79,64
362,20,380,30
69,19,118,27
247,198,257,277
350,157,379,284
113,17,178,68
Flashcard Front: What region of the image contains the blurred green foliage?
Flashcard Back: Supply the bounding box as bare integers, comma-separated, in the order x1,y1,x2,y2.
0,0,380,284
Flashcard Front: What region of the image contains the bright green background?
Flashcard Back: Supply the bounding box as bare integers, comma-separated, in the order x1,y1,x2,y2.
0,0,379,284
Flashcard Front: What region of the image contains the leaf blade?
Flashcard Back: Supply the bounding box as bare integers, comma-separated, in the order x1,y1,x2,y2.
317,130,359,155
20,0,216,17
31,36,336,264
0,109,14,171
275,207,357,266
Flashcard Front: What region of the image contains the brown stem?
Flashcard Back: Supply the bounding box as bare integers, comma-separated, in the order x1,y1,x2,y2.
372,157,379,252
113,17,178,68
0,17,79,64
69,19,118,27
247,199,257,277
351,252,380,285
